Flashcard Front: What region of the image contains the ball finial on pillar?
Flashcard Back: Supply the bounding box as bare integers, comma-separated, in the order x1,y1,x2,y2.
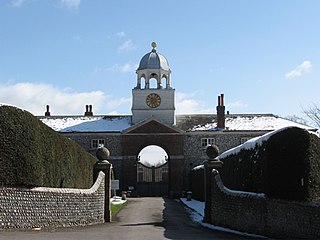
96,146,110,162
206,145,220,160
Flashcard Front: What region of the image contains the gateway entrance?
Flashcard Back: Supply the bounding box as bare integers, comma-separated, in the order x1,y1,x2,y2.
136,145,169,197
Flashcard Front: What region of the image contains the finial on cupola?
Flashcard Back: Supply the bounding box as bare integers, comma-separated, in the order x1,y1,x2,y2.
151,42,157,52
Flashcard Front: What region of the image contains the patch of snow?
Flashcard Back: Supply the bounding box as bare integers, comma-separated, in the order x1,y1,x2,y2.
40,116,132,132
110,196,127,205
180,198,266,238
192,165,204,171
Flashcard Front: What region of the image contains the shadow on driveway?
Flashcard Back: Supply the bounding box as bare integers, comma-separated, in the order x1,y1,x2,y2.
161,198,258,239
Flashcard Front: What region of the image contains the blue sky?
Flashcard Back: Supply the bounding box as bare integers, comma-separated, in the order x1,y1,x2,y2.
0,0,319,120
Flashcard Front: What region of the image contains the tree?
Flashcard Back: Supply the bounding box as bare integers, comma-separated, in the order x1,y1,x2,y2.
285,115,308,126
303,103,320,128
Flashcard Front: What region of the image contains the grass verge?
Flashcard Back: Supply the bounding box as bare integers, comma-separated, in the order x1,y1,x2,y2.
110,198,127,217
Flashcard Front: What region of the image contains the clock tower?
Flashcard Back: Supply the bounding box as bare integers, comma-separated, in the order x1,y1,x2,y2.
131,42,175,125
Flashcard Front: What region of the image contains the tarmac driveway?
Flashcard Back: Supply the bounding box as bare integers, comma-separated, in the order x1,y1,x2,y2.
0,197,259,240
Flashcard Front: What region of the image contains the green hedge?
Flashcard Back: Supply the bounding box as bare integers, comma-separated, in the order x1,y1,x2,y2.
219,127,320,201
0,105,97,188
190,166,205,201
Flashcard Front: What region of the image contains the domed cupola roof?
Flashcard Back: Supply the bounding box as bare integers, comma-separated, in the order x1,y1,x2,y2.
137,42,170,71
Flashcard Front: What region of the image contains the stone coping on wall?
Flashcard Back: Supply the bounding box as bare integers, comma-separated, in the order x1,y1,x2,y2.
30,171,105,194
212,169,266,198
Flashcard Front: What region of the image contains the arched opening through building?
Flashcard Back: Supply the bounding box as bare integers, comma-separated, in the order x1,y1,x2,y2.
136,145,169,196
138,145,168,167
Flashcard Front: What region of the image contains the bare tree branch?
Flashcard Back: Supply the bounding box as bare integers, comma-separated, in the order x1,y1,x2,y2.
303,103,320,128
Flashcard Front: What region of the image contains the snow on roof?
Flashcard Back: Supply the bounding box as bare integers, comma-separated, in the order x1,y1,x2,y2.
40,116,132,132
192,115,315,131
39,113,316,133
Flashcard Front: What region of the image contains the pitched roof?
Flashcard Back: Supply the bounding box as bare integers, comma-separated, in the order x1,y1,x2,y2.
123,117,184,134
176,114,316,132
39,113,316,133
39,115,132,133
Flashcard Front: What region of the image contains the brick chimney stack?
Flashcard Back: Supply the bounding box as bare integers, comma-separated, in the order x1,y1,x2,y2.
84,105,93,116
216,94,225,129
45,105,51,116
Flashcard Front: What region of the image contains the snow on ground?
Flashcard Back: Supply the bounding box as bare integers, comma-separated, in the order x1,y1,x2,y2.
110,196,127,205
40,116,132,132
192,115,315,131
192,165,204,171
180,198,266,238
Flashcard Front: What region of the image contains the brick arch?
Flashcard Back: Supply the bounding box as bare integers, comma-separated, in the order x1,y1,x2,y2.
121,120,184,197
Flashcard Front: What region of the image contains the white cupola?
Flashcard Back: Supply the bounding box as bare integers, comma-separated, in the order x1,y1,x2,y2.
135,42,172,90
132,42,175,125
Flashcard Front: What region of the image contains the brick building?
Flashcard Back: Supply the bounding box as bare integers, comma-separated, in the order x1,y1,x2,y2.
40,42,316,198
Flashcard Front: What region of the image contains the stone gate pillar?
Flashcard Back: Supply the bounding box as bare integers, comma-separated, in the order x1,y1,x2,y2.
203,145,223,223
93,147,112,222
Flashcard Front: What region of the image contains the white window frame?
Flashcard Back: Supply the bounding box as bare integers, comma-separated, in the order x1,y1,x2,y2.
201,138,215,148
91,139,105,149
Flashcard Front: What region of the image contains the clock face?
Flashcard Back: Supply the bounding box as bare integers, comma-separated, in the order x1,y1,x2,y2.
146,93,161,108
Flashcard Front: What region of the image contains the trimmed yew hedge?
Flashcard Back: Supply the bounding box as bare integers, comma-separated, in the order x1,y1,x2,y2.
0,105,97,188
219,127,320,201
190,166,205,201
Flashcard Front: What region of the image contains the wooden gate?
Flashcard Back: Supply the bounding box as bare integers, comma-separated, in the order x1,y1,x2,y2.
136,162,169,197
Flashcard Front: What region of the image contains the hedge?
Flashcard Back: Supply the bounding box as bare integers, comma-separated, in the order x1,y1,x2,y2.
0,105,97,188
190,166,205,201
218,127,320,202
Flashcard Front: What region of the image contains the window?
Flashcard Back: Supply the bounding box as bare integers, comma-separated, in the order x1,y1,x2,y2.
240,137,251,144
91,139,105,149
201,138,215,148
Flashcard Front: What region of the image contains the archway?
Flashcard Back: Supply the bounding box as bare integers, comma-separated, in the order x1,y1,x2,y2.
148,77,159,89
136,145,169,196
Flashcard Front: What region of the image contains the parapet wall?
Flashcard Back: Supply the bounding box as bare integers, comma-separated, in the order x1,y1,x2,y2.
211,170,320,239
0,171,105,229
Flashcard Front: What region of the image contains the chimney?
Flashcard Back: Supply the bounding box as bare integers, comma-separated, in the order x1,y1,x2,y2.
45,105,51,116
84,105,89,116
84,105,93,116
89,105,93,116
216,94,225,129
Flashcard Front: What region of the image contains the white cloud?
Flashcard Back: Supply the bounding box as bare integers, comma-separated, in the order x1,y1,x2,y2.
120,63,137,72
118,40,136,52
226,100,248,112
285,60,312,79
106,97,131,110
60,0,81,9
175,92,212,114
116,32,126,38
0,82,112,115
94,62,138,73
11,0,26,7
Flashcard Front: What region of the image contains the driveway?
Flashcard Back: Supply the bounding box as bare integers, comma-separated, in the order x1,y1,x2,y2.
0,197,260,240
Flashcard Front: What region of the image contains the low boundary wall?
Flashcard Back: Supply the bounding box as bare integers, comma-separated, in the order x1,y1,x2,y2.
0,172,105,229
210,170,320,239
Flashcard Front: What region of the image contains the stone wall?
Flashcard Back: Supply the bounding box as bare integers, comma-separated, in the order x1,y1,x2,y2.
210,170,320,239
0,172,105,230
63,133,122,156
